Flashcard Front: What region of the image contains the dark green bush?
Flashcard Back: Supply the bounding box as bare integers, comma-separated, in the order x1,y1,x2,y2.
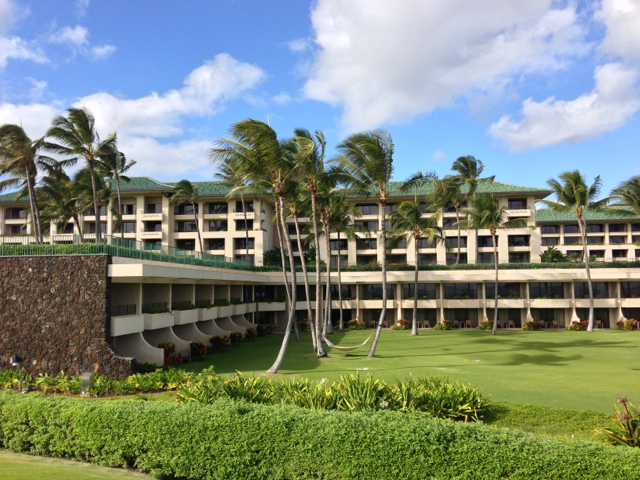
1,392,639,479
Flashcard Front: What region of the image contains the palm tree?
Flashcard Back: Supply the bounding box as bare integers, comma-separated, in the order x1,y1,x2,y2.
37,165,85,241
460,194,530,335
170,180,203,253
429,177,464,264
612,176,640,216
389,201,446,335
45,107,117,241
538,171,613,332
334,130,394,358
0,125,57,242
98,150,136,239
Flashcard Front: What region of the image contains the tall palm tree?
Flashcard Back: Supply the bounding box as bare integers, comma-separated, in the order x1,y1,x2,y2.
98,150,136,239
612,176,640,216
538,171,613,332
170,180,203,253
45,107,117,241
460,194,530,335
389,201,446,335
0,124,57,242
429,177,464,264
334,130,394,358
38,165,85,241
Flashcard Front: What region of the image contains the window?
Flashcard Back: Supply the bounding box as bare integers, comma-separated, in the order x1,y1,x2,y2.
356,204,378,215
418,254,437,265
541,237,559,246
385,203,397,213
176,221,197,232
357,255,377,265
419,203,432,212
175,204,198,215
120,204,136,215
529,282,564,299
632,223,640,232
362,284,394,300
89,222,107,233
531,308,562,322
576,308,609,326
145,221,162,232
235,254,254,262
509,252,530,263
209,220,227,232
121,222,136,233
235,201,254,213
478,236,495,248
477,252,495,264
586,224,604,233
445,309,478,322
417,238,436,248
590,250,605,259
235,238,255,250
564,237,582,245
574,282,608,299
444,202,466,212
613,249,628,258
357,238,377,250
586,236,603,244
564,225,579,234
609,224,626,232
446,253,467,265
63,223,74,234
508,198,527,209
236,219,253,231
636,249,640,258
610,236,626,244
444,283,477,299
621,282,640,298
508,235,530,247
355,220,379,231
443,218,457,228
209,202,228,214
541,225,559,234
403,283,437,299
330,239,348,250
386,237,407,249
330,255,349,267
566,250,582,258
447,236,467,248
330,284,352,299
486,282,521,299
633,236,640,243
146,203,162,214
6,208,27,219
176,239,196,250
387,254,406,264
89,206,108,217
10,225,27,235
255,285,275,301
208,239,225,250
144,239,161,249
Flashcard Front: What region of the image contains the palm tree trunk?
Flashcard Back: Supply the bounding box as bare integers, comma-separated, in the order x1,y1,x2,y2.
275,202,299,342
24,164,41,243
310,190,326,357
274,203,292,303
491,231,499,336
322,214,333,335
579,218,595,332
455,208,461,265
116,178,124,239
412,234,419,335
74,215,84,243
241,193,249,259
88,160,101,242
294,213,317,350
368,199,387,357
192,201,203,254
337,231,344,333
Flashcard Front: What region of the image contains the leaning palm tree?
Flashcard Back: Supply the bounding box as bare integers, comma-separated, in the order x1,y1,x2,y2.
538,171,613,332
429,177,464,264
612,176,640,216
38,165,85,241
460,194,530,335
334,130,394,358
97,150,136,239
45,108,117,241
0,124,57,242
170,180,203,253
389,201,446,335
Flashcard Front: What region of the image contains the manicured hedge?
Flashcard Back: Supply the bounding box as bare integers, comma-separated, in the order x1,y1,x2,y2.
1,392,639,479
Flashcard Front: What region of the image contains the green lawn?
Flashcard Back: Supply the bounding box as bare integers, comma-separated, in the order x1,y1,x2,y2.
183,329,640,413
0,449,150,480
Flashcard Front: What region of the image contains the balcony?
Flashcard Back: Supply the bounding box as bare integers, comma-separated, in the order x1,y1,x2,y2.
231,211,255,220
142,212,163,221
141,230,163,240
505,209,532,217
110,314,144,336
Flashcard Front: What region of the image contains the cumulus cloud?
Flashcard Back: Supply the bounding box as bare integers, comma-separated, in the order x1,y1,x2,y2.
596,0,640,62
272,92,293,105
0,36,48,69
27,78,47,101
49,25,89,49
488,63,640,151
0,102,60,139
431,150,448,162
287,38,311,52
91,44,116,59
303,0,589,132
75,0,90,18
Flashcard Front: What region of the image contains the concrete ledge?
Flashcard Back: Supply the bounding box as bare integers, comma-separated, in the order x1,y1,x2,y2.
113,332,164,366
199,319,231,337
110,314,144,336
217,305,234,318
142,327,191,353
257,302,287,312
233,314,255,330
216,316,246,335
143,312,174,330
173,323,211,343
198,307,217,321
173,309,198,325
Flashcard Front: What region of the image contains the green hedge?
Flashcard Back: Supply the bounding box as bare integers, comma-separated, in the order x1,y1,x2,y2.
1,392,639,479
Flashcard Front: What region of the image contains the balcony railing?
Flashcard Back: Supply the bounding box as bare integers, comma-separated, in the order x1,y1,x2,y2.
113,304,136,316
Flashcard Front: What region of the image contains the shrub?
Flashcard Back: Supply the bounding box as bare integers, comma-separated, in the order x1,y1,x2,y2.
434,321,453,330
348,319,366,330
296,319,309,332
245,328,257,341
477,320,493,331
145,306,171,314
566,321,588,331
157,341,175,356
230,332,244,344
391,319,410,330
257,324,274,336
209,335,229,353
614,319,637,331
213,299,230,307
172,303,198,311
136,362,161,374
165,353,181,366
189,342,207,360
597,396,640,448
522,321,542,331
2,392,640,479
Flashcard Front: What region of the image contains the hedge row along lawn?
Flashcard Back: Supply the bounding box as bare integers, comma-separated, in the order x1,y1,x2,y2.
1,392,639,480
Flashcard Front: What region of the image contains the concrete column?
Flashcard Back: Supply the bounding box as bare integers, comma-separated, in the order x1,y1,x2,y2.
569,281,580,323
162,194,172,248
525,281,533,322
498,233,509,264
136,194,145,242
197,200,205,253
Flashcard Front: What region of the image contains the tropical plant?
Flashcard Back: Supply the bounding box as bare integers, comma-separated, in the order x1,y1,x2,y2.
158,341,175,356
476,320,494,331
540,246,567,263
459,194,530,335
538,171,614,332
614,319,637,331
170,179,203,253
429,177,464,264
522,321,542,331
190,342,207,360
434,321,453,330
97,150,135,238
45,107,117,240
209,335,229,353
334,130,395,357
37,164,85,241
597,396,640,447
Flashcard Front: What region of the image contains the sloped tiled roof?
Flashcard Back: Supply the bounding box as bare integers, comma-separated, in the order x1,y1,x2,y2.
112,176,174,192
164,181,235,196
536,206,640,222
0,191,24,203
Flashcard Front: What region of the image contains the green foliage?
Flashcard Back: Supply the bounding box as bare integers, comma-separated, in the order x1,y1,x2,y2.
136,362,161,374
390,319,410,330
523,321,542,331
230,332,244,344
165,353,181,366
434,321,453,330
213,299,230,306
172,303,198,311
348,319,366,330
209,335,229,353
257,324,274,336
245,328,257,341
614,319,637,331
296,319,309,332
477,320,493,330
145,306,170,314
157,341,175,356
540,246,568,263
2,391,640,479
566,321,588,331
597,397,640,447
189,342,207,360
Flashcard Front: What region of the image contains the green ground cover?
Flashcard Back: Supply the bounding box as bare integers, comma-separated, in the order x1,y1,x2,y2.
0,449,150,480
183,329,640,413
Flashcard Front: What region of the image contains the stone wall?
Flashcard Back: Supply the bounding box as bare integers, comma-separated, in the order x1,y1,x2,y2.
0,255,134,379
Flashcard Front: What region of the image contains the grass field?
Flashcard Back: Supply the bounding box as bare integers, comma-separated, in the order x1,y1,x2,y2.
183,329,640,413
0,449,150,480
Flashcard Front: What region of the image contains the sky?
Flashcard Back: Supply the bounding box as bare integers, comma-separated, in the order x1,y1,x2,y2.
0,0,639,195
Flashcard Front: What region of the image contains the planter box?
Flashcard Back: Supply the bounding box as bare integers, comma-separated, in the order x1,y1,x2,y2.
198,307,216,321
143,312,174,330
173,309,198,325
256,302,287,312
217,305,234,318
110,314,144,337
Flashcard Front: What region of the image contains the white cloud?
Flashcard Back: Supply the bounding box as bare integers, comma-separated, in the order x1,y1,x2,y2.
596,0,640,62
91,44,116,59
272,91,292,105
49,25,89,49
26,78,47,101
431,150,448,162
303,0,589,132
0,36,48,69
75,0,90,18
0,102,60,139
0,0,19,35
488,63,640,151
288,38,311,52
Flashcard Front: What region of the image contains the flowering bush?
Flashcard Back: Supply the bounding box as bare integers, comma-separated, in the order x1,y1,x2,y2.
391,319,410,330
230,332,244,344
297,319,309,332
476,321,493,331
615,319,637,331
348,319,366,330
566,320,588,331
434,321,453,330
209,335,229,353
190,342,207,360
165,352,182,366
257,324,274,337
522,321,542,331
158,341,175,356
596,396,640,447
245,328,257,340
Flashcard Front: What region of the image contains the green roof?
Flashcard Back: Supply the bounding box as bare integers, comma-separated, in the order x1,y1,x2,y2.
111,176,174,192
164,181,235,196
536,206,640,223
0,191,24,203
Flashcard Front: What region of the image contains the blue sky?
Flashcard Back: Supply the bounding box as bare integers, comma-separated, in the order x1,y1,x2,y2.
1,0,639,195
